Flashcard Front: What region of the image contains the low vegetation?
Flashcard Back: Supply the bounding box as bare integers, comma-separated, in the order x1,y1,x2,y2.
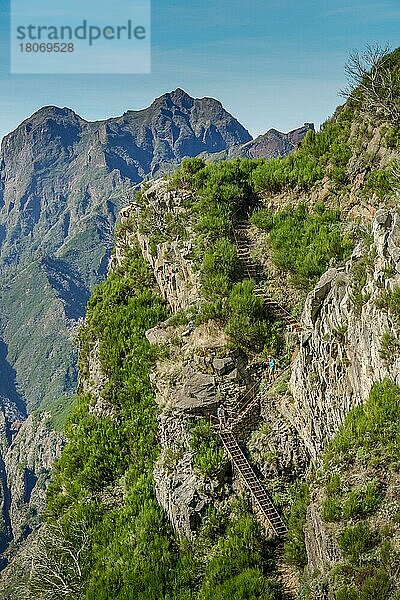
250,203,353,289
315,380,400,599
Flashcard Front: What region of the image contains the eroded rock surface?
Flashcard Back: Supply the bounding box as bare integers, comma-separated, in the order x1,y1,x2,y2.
290,210,400,460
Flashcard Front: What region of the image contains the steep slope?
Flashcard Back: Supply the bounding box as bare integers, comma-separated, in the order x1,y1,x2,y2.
3,47,399,598
24,47,400,600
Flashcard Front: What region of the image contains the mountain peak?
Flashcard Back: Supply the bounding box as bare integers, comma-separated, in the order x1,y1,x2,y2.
150,88,195,111
169,88,192,100
28,105,82,123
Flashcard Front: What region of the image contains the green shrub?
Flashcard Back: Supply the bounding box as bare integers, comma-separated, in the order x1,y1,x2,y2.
199,513,280,600
225,281,272,352
335,587,359,600
376,286,400,321
363,168,395,199
196,299,226,325
350,253,373,315
189,420,226,478
250,209,274,230
380,331,400,363
338,522,376,564
322,496,342,522
199,569,280,600
341,480,383,520
250,117,351,195
324,380,400,470
326,473,342,495
284,483,310,569
385,126,400,149
201,237,238,300
251,203,353,290
358,569,391,600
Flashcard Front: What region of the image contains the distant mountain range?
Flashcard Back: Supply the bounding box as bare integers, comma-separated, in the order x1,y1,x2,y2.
0,88,313,414
201,122,314,162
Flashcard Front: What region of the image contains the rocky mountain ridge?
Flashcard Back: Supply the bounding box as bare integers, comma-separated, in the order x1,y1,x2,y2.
202,122,315,161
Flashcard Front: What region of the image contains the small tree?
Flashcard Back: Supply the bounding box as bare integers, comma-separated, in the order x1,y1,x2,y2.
20,521,91,599
341,44,400,125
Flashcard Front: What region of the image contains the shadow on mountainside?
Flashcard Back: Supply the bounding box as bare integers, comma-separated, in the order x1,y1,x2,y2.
0,340,26,420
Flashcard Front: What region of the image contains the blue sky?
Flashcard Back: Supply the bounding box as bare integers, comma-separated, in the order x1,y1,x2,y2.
0,0,399,140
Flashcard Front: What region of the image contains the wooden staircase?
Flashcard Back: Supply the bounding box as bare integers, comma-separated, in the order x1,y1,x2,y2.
227,365,290,432
219,429,287,537
210,220,297,538
233,222,301,333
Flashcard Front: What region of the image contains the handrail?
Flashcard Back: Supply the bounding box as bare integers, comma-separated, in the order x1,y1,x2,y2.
227,379,261,424
219,429,287,535
255,289,298,323
226,364,291,429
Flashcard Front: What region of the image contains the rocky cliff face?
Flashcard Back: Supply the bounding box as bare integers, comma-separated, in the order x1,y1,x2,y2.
111,180,259,537
289,209,400,461
0,409,63,567
271,209,400,594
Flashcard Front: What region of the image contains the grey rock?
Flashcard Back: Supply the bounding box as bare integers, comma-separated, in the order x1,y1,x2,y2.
288,210,400,461
172,366,216,411
0,411,63,571
154,452,207,538
304,501,340,572
212,357,235,375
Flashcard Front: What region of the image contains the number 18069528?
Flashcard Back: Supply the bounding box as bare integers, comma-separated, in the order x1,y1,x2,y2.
19,43,74,52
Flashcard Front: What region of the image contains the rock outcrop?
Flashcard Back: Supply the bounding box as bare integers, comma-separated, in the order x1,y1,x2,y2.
112,180,260,537
289,209,400,461
0,409,63,568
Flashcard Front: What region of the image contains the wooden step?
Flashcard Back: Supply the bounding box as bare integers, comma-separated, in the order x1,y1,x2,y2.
219,431,287,536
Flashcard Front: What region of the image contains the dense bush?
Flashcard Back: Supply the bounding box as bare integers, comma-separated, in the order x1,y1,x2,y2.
316,381,400,599
226,281,267,348
189,420,225,478
201,237,238,301
338,522,376,564
322,479,383,523
324,380,400,469
376,285,400,321
170,158,285,354
250,203,353,289
283,483,310,569
198,513,280,600
363,168,395,199
350,252,373,315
